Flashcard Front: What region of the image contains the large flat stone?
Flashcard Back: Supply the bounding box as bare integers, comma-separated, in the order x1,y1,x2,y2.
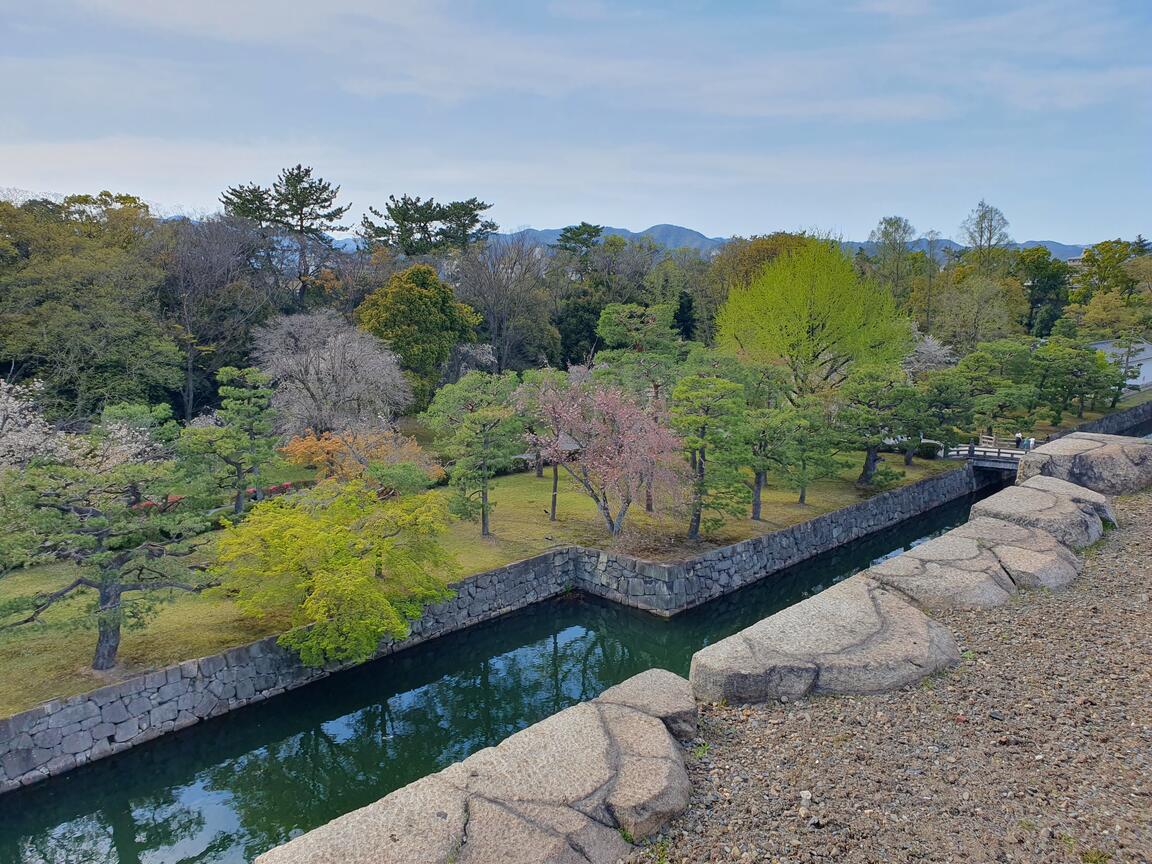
594,668,697,741
256,672,693,864
867,534,1017,609
689,574,959,705
949,517,1081,590
970,476,1112,549
1018,432,1152,494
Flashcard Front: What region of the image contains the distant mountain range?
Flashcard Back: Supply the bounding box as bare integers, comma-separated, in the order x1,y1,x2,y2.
498,225,1086,261
336,223,1087,261
501,223,728,255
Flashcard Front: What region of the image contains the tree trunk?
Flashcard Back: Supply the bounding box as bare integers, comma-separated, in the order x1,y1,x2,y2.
535,451,544,479
233,464,247,515
751,470,765,521
92,582,122,670
481,476,490,537
550,463,559,522
857,446,880,486
481,441,490,537
903,443,916,466
183,347,197,422
644,475,654,513
798,484,807,505
687,448,705,540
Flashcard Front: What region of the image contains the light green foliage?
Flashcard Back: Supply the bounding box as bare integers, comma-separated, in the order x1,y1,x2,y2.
357,264,481,408
211,480,455,667
423,371,525,537
1070,239,1138,303
716,239,910,399
868,215,916,304
178,367,277,514
670,374,748,539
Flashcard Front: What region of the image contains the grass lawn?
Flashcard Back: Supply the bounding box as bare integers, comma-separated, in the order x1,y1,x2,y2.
0,451,955,716
437,453,960,572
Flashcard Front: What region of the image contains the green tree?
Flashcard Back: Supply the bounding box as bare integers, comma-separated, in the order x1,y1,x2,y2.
716,239,910,400
1012,246,1070,335
0,430,210,670
669,374,748,540
1069,239,1138,304
359,195,496,255
868,215,916,305
753,400,844,505
423,371,524,537
0,231,180,421
220,164,350,290
959,199,1011,273
178,367,277,515
357,264,481,408
551,222,603,257
211,479,454,666
836,367,918,486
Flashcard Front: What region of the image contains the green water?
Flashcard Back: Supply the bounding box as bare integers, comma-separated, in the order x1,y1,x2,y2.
0,491,994,864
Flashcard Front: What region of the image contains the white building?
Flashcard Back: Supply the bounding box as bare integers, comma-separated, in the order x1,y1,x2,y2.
1091,339,1152,390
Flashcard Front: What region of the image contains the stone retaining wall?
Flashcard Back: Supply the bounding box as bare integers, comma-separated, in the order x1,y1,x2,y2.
1074,396,1152,436
0,464,993,793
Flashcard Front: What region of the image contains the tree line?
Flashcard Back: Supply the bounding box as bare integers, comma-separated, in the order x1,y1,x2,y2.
1,167,1149,674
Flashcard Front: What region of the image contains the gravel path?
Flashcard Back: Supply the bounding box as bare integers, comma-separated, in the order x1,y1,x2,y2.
630,492,1152,864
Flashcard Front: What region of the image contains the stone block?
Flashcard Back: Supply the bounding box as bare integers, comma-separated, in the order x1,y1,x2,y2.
867,534,1017,609
690,574,959,704
60,730,92,755
101,701,130,725
256,676,690,864
47,701,97,729
1017,431,1152,494
594,669,697,741
971,478,1108,549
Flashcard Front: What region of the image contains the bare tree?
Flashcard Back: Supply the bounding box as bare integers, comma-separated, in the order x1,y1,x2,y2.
868,215,916,303
960,200,1011,271
253,311,411,434
455,235,553,371
154,216,275,419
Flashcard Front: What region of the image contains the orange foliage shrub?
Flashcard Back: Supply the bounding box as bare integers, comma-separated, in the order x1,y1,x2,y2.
280,429,443,484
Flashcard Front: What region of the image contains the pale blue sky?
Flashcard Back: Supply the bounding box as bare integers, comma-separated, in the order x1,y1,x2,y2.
2,0,1148,243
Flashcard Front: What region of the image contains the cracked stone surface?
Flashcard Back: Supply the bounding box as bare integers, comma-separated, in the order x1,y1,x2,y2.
867,533,1018,609
689,574,959,705
1018,431,1152,494
969,475,1113,549
595,668,697,741
949,516,1081,590
255,673,693,864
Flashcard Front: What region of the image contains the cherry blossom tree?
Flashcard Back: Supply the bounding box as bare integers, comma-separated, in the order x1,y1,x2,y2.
527,377,680,536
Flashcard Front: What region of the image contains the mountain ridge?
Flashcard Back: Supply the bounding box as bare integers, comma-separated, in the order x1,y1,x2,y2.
496,225,1087,260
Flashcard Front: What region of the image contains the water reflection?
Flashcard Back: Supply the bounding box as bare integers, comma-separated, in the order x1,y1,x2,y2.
0,492,988,864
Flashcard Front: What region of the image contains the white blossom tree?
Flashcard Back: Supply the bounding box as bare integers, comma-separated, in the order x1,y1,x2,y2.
253,311,412,435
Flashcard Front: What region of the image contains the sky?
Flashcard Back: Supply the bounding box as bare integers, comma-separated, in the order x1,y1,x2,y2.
2,0,1149,243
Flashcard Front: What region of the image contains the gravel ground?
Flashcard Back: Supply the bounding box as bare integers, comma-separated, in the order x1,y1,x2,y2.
630,491,1152,864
